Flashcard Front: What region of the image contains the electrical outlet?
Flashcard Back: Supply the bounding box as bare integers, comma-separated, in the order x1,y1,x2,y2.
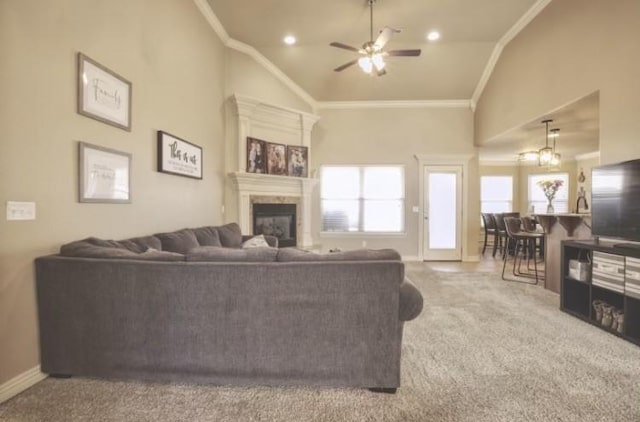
362,240,367,247
6,201,36,221
412,206,420,213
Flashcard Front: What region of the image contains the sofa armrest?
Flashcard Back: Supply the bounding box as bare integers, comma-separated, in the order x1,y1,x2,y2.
398,278,423,321
241,235,279,248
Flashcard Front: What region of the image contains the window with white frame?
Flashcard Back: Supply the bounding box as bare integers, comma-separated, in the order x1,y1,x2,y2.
480,176,513,219
321,165,404,233
528,173,569,213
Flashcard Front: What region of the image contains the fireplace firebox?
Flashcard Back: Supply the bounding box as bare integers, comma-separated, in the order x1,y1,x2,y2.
252,203,297,247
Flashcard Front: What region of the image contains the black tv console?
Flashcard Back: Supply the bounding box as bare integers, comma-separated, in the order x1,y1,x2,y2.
561,239,640,346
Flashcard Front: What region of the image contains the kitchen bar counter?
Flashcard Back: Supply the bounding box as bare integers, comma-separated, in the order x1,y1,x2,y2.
534,213,592,293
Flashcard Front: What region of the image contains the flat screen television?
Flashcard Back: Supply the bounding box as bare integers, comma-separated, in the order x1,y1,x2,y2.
591,158,640,243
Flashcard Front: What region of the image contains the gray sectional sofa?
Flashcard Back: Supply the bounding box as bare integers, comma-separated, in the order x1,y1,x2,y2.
35,223,423,391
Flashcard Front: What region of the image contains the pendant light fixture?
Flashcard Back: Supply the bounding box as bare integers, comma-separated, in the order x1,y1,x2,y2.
538,119,554,166
549,128,562,168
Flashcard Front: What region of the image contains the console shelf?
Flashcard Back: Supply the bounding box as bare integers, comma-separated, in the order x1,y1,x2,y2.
561,240,640,346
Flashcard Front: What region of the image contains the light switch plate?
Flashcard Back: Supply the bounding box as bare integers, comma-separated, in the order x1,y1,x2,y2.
412,206,420,213
6,201,36,220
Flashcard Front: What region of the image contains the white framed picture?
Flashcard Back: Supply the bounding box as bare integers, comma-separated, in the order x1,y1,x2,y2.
79,142,131,203
77,53,132,131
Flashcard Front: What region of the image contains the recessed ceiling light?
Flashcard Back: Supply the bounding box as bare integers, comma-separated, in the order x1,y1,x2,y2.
284,35,296,45
427,31,440,41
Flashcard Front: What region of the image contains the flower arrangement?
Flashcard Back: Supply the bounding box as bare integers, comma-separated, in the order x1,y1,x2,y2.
537,179,564,201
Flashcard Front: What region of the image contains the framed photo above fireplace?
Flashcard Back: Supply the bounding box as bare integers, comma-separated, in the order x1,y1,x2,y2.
287,145,308,178
246,137,266,174
266,142,287,176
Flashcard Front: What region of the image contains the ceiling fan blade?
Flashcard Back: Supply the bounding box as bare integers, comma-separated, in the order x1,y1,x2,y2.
386,49,422,57
330,42,360,53
373,27,397,50
334,59,358,72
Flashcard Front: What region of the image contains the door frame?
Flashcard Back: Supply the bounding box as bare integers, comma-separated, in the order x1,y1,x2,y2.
415,154,473,261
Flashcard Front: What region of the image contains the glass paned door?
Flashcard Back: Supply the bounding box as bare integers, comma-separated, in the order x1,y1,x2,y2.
423,166,462,260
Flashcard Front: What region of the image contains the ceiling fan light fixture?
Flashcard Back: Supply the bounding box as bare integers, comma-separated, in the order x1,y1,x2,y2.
358,56,373,73
372,53,385,71
283,35,296,45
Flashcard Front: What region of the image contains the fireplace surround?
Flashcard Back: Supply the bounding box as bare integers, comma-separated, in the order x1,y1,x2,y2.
253,203,297,247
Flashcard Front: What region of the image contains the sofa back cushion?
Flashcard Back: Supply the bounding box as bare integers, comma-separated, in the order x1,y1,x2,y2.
155,229,200,254
60,238,184,261
186,246,278,262
216,223,243,248
117,235,162,253
277,248,401,262
192,226,222,247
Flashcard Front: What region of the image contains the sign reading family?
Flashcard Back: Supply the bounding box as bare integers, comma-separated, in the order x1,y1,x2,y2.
157,131,203,179
77,53,132,131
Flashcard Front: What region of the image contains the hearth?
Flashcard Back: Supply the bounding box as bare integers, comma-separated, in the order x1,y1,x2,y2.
253,203,297,247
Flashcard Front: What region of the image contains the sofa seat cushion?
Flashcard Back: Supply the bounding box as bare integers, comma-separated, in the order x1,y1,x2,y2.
277,248,401,262
216,223,243,248
155,229,200,254
60,238,184,261
186,246,278,262
192,226,222,247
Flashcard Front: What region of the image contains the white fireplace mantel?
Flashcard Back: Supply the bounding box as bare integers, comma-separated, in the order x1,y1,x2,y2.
229,172,318,248
225,95,321,248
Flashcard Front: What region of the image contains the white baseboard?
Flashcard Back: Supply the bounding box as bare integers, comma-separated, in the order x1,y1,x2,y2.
402,255,421,262
0,365,47,404
463,255,480,262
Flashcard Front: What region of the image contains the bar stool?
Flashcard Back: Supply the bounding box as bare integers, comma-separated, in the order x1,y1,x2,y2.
481,213,496,255
493,212,520,257
492,213,507,257
521,216,544,258
501,217,544,285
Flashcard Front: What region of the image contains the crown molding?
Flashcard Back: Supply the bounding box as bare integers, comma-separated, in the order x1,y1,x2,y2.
193,0,318,111
318,100,472,110
193,0,230,43
479,159,520,167
471,0,552,106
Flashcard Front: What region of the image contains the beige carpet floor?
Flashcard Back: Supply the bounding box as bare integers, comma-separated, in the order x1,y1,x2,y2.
1,262,639,422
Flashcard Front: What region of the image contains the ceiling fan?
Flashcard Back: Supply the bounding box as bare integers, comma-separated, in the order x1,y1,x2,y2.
330,0,421,76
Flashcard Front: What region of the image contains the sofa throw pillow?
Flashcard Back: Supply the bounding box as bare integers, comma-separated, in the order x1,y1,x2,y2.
154,229,199,254
186,246,278,262
216,223,243,248
192,226,222,247
242,234,271,249
277,248,401,262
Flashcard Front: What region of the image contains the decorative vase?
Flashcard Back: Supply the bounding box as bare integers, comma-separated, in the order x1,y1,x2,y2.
546,199,554,214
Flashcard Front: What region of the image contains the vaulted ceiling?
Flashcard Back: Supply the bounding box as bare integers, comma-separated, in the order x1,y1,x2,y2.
206,0,540,102
202,0,600,161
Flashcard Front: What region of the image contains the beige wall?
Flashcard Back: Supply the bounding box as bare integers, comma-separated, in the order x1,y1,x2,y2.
224,50,313,113
312,107,478,259
0,0,226,384
575,153,601,210
475,0,640,165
